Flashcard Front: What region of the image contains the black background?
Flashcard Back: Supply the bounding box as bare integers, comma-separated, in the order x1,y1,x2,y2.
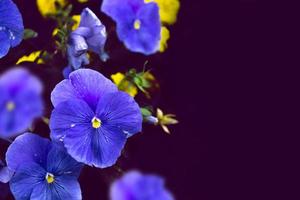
0,0,261,199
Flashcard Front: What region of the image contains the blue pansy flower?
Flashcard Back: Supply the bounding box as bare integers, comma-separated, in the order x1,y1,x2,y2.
101,0,161,55
0,0,24,59
65,8,107,77
110,170,174,200
6,133,83,200
0,68,43,139
49,69,142,168
0,159,13,183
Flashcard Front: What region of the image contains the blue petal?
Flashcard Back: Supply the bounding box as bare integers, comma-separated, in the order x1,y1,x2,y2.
69,69,118,110
0,0,24,55
50,79,78,107
96,91,142,137
101,0,144,21
67,35,89,70
50,99,94,142
80,8,102,28
6,133,51,171
0,30,10,58
46,142,83,178
9,162,46,200
64,120,127,168
30,175,82,200
0,166,14,183
51,69,117,110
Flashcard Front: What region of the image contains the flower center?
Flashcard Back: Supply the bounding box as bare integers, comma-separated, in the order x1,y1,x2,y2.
45,172,55,184
134,19,141,30
6,101,15,111
91,117,101,129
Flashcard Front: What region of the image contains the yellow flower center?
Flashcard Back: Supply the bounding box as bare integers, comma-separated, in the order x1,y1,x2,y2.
91,117,101,129
6,101,15,111
45,173,55,184
134,19,141,30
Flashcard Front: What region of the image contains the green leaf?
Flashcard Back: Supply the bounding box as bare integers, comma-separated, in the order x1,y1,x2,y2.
23,29,38,40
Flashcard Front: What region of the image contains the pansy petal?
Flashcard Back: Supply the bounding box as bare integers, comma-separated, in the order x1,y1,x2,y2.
101,0,143,21
0,166,14,183
10,162,46,200
30,175,81,200
96,91,142,137
86,25,107,54
50,99,94,142
46,143,83,178
51,80,78,107
0,0,24,47
6,133,51,171
64,122,127,168
79,8,102,27
0,30,10,58
69,69,117,110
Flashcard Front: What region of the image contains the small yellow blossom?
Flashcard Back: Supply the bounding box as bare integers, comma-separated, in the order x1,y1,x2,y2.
77,0,88,3
156,108,178,134
16,51,44,64
111,73,138,97
36,0,67,17
145,0,180,25
159,26,170,52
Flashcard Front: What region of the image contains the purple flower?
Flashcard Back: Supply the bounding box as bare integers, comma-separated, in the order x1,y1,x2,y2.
0,0,24,58
50,69,142,168
6,133,83,199
66,8,107,75
101,0,161,55
0,68,43,139
110,171,174,200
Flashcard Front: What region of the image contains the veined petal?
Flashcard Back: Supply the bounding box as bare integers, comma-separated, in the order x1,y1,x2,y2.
69,69,117,110
30,175,82,200
46,143,83,178
0,30,10,58
50,99,94,142
96,91,142,137
10,162,46,200
6,133,51,171
0,0,24,47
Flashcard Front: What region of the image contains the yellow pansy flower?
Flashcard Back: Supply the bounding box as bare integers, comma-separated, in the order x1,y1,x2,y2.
145,0,180,25
111,73,138,97
16,51,44,64
36,0,67,17
159,26,170,52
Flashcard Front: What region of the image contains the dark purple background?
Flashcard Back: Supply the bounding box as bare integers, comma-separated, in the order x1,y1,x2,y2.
0,0,211,199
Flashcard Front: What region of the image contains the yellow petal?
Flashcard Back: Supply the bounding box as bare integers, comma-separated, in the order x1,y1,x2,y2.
72,15,81,30
16,51,44,64
145,0,180,25
159,26,170,52
36,0,67,17
157,108,164,119
111,73,138,97
77,0,88,2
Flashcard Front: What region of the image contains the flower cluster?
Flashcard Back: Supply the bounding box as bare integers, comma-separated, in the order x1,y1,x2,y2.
0,0,179,199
